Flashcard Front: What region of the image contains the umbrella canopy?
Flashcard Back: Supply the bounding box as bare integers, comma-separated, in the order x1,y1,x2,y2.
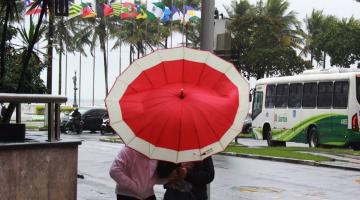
106,47,249,163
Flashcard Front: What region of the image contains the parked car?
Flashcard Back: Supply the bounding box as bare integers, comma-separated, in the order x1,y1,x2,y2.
61,107,106,133
241,113,252,134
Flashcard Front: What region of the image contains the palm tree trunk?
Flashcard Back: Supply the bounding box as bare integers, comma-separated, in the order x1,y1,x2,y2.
119,42,122,74
137,43,141,59
47,0,55,94
185,24,188,47
2,0,48,123
79,52,81,107
0,1,11,81
92,48,95,106
103,48,109,96
58,44,63,95
310,52,314,66
65,49,68,98
130,45,133,64
323,52,326,69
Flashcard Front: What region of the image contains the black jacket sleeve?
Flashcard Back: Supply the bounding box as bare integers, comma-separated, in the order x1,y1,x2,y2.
185,156,215,186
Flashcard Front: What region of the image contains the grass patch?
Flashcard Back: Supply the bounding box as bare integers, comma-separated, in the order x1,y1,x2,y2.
275,147,360,156
26,125,40,130
100,136,123,143
225,146,331,162
31,119,45,122
237,133,253,138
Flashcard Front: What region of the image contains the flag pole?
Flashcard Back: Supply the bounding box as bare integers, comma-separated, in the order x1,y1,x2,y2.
92,47,95,107
170,0,173,48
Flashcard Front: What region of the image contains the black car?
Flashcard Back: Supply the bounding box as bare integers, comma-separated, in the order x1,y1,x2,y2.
81,108,107,132
61,107,107,133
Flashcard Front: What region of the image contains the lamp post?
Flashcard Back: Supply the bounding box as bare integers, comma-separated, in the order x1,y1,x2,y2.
72,71,78,108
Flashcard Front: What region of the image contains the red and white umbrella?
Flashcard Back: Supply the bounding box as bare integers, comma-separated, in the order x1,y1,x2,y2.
105,47,249,163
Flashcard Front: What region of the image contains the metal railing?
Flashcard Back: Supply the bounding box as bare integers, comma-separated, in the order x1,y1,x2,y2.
0,93,67,142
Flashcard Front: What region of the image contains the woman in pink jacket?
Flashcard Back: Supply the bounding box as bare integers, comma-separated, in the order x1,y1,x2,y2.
109,146,167,200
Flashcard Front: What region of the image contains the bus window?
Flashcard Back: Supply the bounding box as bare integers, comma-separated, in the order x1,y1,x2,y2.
289,83,303,108
252,91,263,120
333,81,349,108
275,84,289,108
302,83,317,108
265,85,275,108
318,82,333,108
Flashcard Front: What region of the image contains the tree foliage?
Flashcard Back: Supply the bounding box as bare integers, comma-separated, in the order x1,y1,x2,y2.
227,0,311,79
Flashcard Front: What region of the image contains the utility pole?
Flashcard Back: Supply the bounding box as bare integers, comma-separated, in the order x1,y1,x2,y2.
201,2,215,199
200,0,214,52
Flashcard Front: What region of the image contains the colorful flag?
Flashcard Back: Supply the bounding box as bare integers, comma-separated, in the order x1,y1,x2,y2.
171,5,182,21
151,2,164,18
136,4,148,20
68,2,82,19
82,3,96,18
120,2,138,19
111,2,122,16
25,1,42,15
104,4,114,17
96,3,113,17
184,5,200,23
161,6,171,23
25,0,33,7
146,10,157,21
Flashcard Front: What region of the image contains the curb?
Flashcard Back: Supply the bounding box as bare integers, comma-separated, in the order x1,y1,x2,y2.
99,139,360,172
219,152,360,172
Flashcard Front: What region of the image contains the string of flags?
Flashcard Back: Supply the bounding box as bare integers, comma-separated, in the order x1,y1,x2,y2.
24,0,201,24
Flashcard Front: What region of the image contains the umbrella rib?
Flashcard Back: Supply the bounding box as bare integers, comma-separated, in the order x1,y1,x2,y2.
161,63,169,84
190,107,205,159
190,105,225,150
150,110,172,157
142,71,155,88
195,63,206,86
176,102,184,163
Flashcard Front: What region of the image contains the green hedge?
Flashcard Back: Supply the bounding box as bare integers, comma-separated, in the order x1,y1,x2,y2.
35,105,75,115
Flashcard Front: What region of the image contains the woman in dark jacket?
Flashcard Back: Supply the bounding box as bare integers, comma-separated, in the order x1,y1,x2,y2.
157,156,215,200
184,157,215,200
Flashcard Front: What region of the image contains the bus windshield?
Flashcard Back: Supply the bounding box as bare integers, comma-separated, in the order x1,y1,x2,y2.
252,91,263,120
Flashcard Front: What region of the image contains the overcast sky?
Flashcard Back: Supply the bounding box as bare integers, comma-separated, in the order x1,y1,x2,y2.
50,0,360,106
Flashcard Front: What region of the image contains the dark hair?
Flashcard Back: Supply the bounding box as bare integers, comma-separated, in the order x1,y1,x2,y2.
156,161,179,178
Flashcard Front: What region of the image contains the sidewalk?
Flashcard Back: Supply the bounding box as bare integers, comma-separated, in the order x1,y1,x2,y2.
224,138,360,172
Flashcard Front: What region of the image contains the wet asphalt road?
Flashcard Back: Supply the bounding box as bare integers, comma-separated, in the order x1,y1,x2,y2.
56,132,360,200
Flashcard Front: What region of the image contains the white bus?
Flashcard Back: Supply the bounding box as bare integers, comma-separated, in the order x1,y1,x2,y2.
251,68,360,149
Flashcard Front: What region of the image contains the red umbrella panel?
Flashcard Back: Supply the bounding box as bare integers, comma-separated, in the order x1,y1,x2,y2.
105,47,249,163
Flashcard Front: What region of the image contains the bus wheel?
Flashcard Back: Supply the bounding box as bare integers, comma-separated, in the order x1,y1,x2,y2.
309,127,319,148
265,129,275,147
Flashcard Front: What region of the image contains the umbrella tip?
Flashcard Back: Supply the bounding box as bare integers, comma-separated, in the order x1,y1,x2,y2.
180,88,184,99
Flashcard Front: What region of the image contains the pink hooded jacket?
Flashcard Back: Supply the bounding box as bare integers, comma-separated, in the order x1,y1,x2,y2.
109,146,164,199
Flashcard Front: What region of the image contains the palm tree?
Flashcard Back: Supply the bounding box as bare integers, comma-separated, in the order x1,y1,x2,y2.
52,17,76,95
303,9,325,66
2,0,49,123
262,0,303,51
0,0,23,84
71,17,91,107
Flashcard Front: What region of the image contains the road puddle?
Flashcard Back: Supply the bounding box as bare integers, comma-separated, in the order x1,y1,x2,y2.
232,186,283,193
